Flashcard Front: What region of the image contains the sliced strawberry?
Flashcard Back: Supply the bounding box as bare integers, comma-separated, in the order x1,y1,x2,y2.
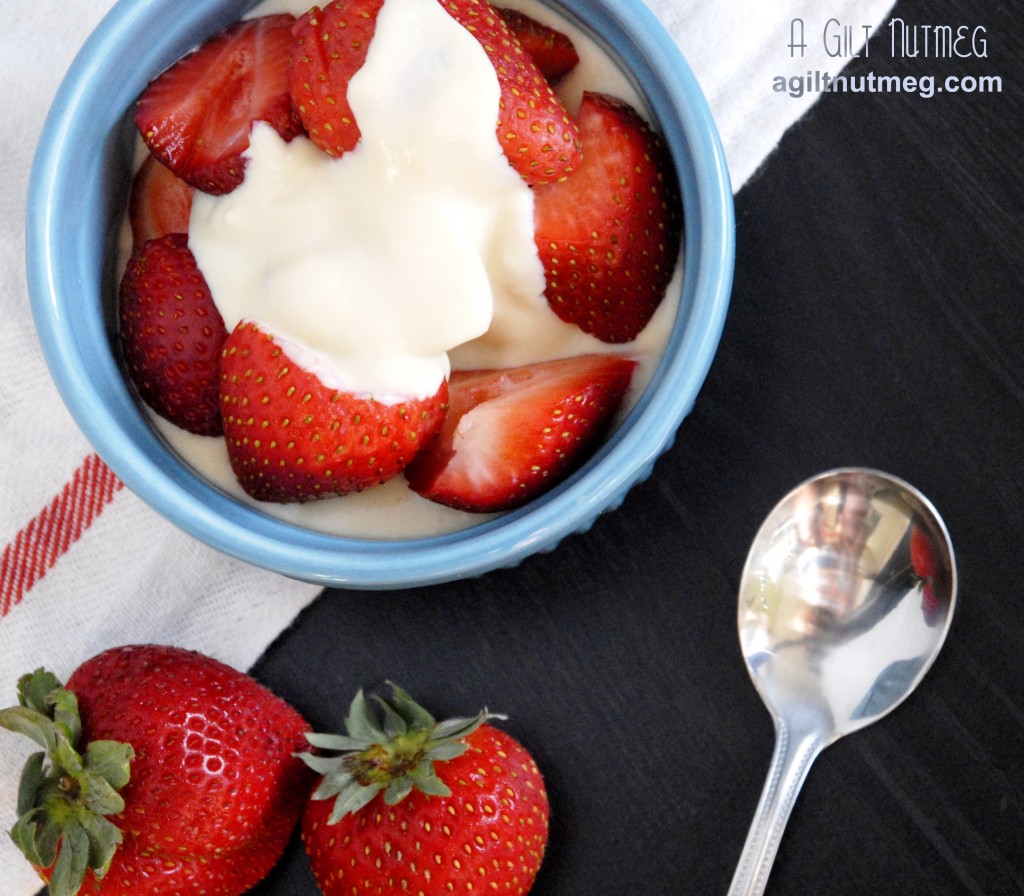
119,234,228,436
444,0,582,184
135,14,303,195
219,321,449,503
533,91,684,343
289,0,384,158
405,354,636,512
128,154,195,247
496,6,579,84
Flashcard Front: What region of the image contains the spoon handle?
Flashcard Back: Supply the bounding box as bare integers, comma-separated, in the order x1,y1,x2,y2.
727,718,827,896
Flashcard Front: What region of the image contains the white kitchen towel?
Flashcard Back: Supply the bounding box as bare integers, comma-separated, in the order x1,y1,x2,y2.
0,0,892,891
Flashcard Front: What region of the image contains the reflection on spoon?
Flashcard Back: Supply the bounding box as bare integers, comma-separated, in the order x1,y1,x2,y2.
729,468,956,896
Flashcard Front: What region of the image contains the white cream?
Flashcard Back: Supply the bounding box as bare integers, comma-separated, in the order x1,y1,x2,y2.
191,0,545,400
149,0,682,539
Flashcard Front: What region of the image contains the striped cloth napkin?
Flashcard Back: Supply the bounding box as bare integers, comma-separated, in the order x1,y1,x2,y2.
0,0,892,891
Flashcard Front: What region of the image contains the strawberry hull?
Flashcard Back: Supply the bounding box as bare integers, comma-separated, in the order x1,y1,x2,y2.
27,0,733,587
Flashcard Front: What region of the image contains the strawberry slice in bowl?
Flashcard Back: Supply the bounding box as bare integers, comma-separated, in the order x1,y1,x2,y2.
119,233,228,437
534,90,685,344
288,0,385,159
127,153,195,247
220,321,449,503
135,13,304,195
497,5,580,84
406,354,637,512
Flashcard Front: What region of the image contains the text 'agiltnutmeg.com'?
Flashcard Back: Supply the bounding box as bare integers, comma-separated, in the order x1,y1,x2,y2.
775,17,1004,99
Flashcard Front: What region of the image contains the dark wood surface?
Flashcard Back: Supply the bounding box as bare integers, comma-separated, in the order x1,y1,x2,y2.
243,0,1024,893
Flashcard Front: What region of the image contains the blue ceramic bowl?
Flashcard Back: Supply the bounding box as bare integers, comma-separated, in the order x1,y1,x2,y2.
27,0,733,589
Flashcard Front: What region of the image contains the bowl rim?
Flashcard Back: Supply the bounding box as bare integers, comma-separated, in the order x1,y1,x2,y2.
26,0,734,589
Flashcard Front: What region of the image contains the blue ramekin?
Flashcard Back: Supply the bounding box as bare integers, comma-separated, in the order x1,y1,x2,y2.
26,0,734,589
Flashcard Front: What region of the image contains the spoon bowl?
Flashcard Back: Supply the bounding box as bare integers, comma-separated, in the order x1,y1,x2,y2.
729,467,956,896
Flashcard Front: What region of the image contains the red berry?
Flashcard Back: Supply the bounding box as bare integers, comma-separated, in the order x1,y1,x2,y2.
289,0,385,158
119,233,228,436
219,321,449,503
299,686,549,896
288,0,581,184
0,646,314,896
533,91,684,343
496,6,580,84
909,524,940,580
405,353,636,511
445,0,582,183
128,153,195,247
910,524,948,625
135,14,303,195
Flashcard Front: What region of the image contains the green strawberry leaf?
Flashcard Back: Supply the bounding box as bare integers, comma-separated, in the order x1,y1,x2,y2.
17,669,63,715
428,740,470,761
0,705,59,752
387,684,436,730
432,710,496,741
344,690,387,743
81,772,127,818
298,752,348,781
311,775,343,803
373,694,410,738
80,811,123,880
326,778,381,824
49,687,82,746
10,807,59,869
16,752,46,817
303,731,372,751
406,764,451,798
48,822,90,896
52,733,85,778
383,777,413,805
84,740,133,792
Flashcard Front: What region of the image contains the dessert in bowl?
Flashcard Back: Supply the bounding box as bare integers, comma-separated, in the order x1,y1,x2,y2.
27,0,734,588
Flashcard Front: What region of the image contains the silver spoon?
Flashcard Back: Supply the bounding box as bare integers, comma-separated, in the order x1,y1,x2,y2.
728,468,956,896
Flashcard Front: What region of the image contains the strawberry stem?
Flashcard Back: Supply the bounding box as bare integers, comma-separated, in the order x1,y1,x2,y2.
298,683,505,823
0,669,133,896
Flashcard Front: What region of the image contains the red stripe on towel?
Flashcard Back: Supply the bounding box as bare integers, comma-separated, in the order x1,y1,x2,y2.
0,453,123,618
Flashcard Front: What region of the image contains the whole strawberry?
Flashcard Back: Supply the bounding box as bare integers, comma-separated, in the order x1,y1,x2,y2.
300,685,549,896
0,645,314,896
